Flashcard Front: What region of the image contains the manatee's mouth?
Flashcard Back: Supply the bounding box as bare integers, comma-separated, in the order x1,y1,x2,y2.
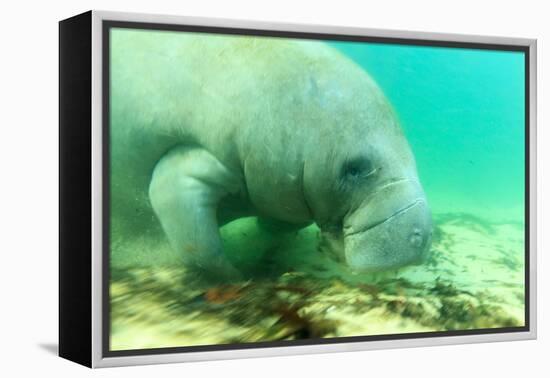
343,198,433,272
344,198,426,238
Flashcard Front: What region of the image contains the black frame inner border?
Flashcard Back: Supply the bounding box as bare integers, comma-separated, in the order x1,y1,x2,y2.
101,19,531,358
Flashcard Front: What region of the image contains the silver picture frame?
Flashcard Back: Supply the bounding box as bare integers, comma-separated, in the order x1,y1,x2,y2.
60,9,537,368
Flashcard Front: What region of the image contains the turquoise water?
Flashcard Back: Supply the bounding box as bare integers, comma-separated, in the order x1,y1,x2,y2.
331,42,525,222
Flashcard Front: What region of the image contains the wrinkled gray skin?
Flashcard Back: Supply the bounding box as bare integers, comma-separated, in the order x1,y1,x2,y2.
111,30,433,281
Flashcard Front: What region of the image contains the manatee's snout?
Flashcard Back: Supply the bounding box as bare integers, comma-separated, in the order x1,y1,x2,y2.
343,182,433,272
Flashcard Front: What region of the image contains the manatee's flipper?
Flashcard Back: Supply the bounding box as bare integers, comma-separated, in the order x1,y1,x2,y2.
149,146,243,282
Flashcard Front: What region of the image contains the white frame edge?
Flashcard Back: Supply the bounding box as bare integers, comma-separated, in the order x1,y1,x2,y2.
90,10,537,368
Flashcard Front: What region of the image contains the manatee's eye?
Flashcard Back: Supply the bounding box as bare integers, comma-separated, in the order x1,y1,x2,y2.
346,164,361,178
342,157,373,180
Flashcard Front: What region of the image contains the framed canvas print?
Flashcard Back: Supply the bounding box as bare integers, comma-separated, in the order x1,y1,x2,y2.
59,10,537,368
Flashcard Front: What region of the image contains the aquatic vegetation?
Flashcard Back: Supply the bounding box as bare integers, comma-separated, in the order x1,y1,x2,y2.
110,212,525,350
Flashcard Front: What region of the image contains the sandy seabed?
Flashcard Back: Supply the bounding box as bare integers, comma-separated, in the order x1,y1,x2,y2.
109,212,525,351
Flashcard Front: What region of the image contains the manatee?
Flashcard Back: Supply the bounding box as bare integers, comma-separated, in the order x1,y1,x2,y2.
110,29,433,281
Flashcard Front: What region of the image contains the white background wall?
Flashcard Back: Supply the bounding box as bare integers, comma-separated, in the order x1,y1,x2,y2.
0,0,546,376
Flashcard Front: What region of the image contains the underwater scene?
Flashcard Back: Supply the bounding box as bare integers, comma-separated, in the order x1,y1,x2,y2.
108,28,526,352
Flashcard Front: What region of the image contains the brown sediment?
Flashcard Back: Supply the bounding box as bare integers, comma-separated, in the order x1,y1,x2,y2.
109,212,525,350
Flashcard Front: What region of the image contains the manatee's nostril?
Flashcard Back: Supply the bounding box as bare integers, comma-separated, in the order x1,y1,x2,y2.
409,228,423,248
